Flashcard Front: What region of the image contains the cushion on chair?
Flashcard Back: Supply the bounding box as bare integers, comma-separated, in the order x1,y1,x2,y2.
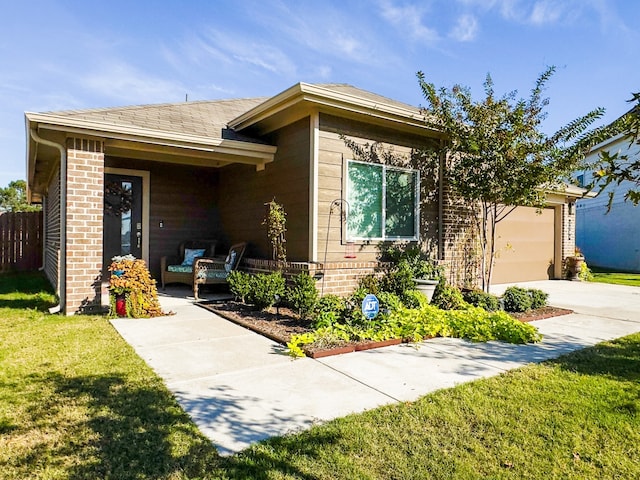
224,250,237,272
167,265,194,273
182,248,206,266
196,269,229,281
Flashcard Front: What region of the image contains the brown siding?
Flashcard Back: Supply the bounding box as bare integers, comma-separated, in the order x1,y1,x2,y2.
218,118,311,261
106,157,222,279
317,114,440,263
44,166,61,293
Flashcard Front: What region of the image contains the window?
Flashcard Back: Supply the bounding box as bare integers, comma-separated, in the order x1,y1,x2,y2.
346,160,419,240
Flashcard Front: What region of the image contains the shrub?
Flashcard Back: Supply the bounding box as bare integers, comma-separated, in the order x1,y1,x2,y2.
431,283,467,310
579,262,594,281
357,274,382,295
248,271,286,311
463,290,500,311
529,288,548,309
380,245,444,281
380,259,415,296
502,286,532,312
315,294,346,316
286,273,319,318
227,271,252,303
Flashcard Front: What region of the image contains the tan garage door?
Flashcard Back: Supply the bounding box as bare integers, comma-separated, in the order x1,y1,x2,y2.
491,206,555,284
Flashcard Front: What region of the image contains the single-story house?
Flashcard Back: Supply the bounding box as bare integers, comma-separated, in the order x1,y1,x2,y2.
25,82,583,314
576,131,640,272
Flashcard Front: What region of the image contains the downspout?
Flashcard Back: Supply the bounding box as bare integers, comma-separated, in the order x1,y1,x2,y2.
29,128,66,314
438,140,445,261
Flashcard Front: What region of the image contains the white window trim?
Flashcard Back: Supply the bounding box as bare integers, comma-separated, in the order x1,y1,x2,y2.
346,159,420,242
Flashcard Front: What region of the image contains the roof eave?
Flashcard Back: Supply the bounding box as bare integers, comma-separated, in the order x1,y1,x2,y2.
228,82,442,136
25,111,277,159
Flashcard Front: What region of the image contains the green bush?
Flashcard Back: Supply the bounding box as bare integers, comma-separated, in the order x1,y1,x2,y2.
227,271,252,303
462,290,500,311
357,274,382,295
380,259,415,296
286,273,319,319
529,288,548,309
315,294,346,316
380,245,444,281
431,283,467,310
502,286,532,312
248,271,286,311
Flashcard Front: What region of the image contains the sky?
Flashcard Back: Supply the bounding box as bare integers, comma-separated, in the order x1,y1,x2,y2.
1,0,638,189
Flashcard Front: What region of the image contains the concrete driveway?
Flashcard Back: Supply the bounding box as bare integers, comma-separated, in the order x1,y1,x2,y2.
111,281,640,455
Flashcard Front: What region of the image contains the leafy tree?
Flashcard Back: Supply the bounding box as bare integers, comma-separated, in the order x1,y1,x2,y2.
418,66,604,291
590,92,640,209
0,180,41,212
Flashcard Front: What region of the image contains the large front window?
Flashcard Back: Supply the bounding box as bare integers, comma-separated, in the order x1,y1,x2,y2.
347,160,419,240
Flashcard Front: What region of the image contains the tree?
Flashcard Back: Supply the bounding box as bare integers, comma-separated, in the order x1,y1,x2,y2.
590,92,640,209
0,180,41,212
418,66,604,291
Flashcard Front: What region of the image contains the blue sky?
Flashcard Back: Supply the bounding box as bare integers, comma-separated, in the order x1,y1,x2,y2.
1,0,638,189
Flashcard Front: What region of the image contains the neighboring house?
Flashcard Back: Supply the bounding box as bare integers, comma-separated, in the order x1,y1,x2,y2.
576,132,640,272
25,83,582,314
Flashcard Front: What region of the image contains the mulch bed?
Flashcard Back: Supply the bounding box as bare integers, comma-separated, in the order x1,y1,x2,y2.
510,306,573,322
198,301,574,357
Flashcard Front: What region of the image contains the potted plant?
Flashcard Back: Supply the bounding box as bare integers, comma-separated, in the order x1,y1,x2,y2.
108,255,166,317
564,247,585,281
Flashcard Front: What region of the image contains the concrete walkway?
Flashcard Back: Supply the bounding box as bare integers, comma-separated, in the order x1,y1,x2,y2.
111,281,640,455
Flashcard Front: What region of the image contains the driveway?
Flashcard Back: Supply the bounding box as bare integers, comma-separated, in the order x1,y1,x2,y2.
111,281,640,455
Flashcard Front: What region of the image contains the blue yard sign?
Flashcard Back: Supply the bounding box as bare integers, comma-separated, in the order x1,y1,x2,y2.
362,293,380,320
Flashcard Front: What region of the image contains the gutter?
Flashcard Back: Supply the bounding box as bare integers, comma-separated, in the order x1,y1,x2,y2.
29,128,66,314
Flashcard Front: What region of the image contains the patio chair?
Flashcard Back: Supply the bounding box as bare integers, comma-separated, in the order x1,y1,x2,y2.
193,242,247,300
160,239,217,290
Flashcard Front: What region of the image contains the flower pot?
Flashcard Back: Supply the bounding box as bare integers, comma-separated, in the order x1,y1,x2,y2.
115,294,127,317
567,256,585,281
413,279,439,302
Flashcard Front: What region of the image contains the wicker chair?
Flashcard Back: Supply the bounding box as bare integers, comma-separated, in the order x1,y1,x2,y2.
193,242,247,300
160,240,217,290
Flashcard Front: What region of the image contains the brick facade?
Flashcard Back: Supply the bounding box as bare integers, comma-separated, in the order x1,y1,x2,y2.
242,258,380,297
561,202,577,271
65,138,105,314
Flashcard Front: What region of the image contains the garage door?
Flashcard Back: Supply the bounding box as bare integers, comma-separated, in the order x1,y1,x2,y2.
491,206,556,284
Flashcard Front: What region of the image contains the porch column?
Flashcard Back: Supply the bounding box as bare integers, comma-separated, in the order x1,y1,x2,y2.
64,138,105,314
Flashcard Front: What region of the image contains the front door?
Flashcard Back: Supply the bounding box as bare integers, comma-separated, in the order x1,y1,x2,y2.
103,174,143,267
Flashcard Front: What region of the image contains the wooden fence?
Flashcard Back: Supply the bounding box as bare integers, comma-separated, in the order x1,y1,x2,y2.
0,211,43,272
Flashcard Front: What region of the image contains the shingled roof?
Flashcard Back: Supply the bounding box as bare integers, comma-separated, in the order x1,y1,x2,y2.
44,96,269,142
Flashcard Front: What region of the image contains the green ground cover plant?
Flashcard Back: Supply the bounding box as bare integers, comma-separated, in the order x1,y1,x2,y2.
1,272,639,479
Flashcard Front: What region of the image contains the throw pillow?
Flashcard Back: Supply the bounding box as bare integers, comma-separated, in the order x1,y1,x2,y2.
182,248,206,266
224,250,237,272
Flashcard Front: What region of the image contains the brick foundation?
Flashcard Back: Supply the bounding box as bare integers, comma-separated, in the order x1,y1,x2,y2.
242,258,382,296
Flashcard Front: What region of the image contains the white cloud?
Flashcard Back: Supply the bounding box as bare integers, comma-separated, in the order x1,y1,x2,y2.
450,14,479,41
378,0,440,44
80,62,187,105
248,2,376,64
529,1,563,25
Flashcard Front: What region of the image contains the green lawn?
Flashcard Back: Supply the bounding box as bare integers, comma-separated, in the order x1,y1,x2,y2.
1,272,639,479
590,267,640,287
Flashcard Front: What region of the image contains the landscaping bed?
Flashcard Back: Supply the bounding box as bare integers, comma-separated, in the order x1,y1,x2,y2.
199,300,571,357
200,301,400,357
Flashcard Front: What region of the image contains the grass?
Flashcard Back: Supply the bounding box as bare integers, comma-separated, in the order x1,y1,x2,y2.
1,272,639,479
589,267,640,287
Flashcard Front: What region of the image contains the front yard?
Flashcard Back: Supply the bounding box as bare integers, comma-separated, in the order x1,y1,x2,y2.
1,272,639,479
590,267,640,287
